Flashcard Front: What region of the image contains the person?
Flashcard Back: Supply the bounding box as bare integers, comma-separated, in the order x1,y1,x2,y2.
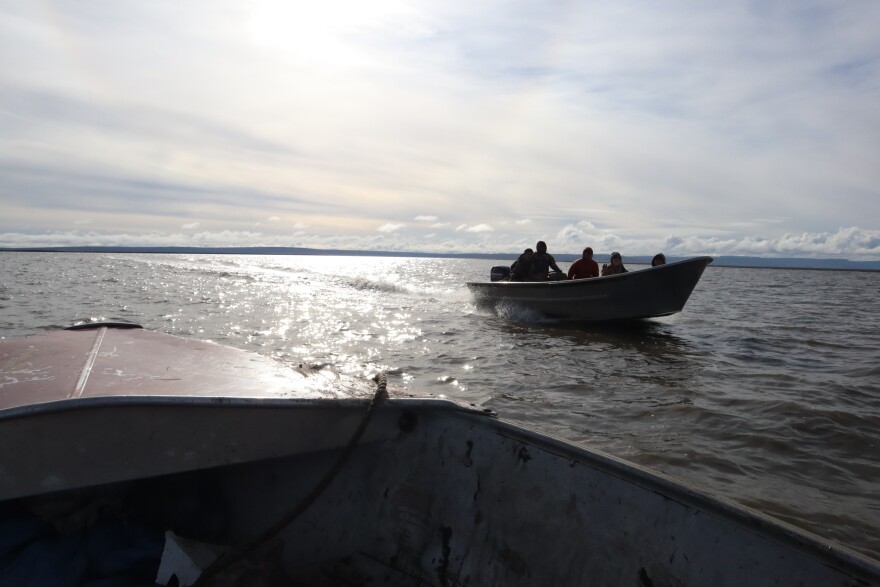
509,248,534,281
568,247,600,280
530,241,565,280
651,253,666,267
601,251,628,276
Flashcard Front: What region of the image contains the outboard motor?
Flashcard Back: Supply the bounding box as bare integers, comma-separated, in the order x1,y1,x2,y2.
490,266,511,281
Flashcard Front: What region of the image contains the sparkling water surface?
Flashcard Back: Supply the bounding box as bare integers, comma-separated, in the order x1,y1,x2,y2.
1,252,878,560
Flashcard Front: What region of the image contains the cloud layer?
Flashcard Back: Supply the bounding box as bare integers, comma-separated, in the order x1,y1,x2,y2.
1,1,878,259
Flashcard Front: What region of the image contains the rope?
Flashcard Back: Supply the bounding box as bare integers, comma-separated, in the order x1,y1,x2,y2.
193,372,389,586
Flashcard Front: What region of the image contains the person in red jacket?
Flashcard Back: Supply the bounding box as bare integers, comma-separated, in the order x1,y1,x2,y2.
568,247,600,280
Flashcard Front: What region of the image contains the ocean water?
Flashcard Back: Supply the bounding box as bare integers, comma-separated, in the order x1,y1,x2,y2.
1,252,878,560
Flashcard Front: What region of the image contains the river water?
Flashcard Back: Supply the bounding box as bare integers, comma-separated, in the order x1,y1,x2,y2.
1,252,878,560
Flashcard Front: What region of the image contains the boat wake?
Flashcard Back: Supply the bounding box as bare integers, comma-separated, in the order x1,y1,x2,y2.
348,277,411,294
496,302,552,324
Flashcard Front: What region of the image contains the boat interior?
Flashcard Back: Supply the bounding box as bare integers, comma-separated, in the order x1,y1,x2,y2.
1,398,877,587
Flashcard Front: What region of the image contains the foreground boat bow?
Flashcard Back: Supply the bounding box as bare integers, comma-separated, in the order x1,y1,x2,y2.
1,326,878,586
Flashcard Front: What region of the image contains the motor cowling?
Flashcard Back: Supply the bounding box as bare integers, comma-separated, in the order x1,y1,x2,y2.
490,266,511,281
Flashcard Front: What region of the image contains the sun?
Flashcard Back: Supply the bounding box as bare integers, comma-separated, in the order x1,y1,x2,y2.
246,0,401,66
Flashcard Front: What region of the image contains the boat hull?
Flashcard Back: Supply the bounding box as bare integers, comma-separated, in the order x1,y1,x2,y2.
234,403,879,587
2,399,877,586
1,328,879,586
467,256,713,321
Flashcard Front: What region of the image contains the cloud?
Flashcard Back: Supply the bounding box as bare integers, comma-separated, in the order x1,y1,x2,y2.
455,224,494,233
0,229,265,248
0,226,877,259
182,222,200,230
0,2,878,260
652,227,880,258
378,222,406,233
556,220,598,246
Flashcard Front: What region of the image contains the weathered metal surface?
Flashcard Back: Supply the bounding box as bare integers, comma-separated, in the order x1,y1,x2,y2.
0,328,465,501
467,256,712,321
0,327,368,500
219,406,880,586
0,400,391,501
0,327,373,415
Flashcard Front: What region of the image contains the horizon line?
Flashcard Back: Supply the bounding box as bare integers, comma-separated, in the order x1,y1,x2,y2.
1,245,879,271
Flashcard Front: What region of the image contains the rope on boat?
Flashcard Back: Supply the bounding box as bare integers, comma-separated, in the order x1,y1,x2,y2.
193,372,389,586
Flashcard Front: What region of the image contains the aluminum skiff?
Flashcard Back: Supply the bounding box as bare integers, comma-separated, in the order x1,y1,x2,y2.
467,256,713,321
0,325,877,586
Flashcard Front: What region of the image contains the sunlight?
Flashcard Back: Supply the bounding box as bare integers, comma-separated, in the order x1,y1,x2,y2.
246,0,408,65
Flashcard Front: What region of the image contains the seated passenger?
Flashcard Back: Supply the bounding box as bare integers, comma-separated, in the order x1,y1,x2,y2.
530,241,566,281
568,247,600,280
601,252,628,276
651,253,666,267
510,248,534,281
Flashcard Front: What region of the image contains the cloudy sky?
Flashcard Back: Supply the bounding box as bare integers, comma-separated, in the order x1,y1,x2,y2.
1,1,878,259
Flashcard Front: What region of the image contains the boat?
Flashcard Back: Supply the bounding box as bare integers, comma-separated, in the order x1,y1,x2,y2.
1,324,879,586
467,256,713,321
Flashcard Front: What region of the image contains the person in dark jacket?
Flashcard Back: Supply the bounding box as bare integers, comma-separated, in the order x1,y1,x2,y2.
601,251,628,276
530,241,565,280
510,248,534,281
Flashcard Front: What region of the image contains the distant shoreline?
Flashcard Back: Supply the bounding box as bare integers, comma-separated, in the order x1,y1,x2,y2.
1,246,878,271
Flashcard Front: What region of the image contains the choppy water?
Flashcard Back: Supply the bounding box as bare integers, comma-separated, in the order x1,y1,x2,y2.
1,252,878,560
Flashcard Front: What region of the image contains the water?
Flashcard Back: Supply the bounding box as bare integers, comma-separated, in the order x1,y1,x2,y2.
1,252,878,560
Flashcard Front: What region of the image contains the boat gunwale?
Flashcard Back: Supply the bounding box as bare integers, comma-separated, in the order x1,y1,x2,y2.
0,393,490,424
454,409,880,579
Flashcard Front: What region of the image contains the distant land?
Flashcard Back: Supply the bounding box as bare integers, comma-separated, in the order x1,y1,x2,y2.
2,246,879,271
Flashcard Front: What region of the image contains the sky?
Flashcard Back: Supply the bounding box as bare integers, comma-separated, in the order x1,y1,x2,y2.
1,1,879,259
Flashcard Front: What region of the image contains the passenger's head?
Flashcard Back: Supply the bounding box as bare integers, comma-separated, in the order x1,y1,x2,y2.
523,248,534,259
651,253,666,267
610,251,622,265
583,247,593,259
535,241,547,253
